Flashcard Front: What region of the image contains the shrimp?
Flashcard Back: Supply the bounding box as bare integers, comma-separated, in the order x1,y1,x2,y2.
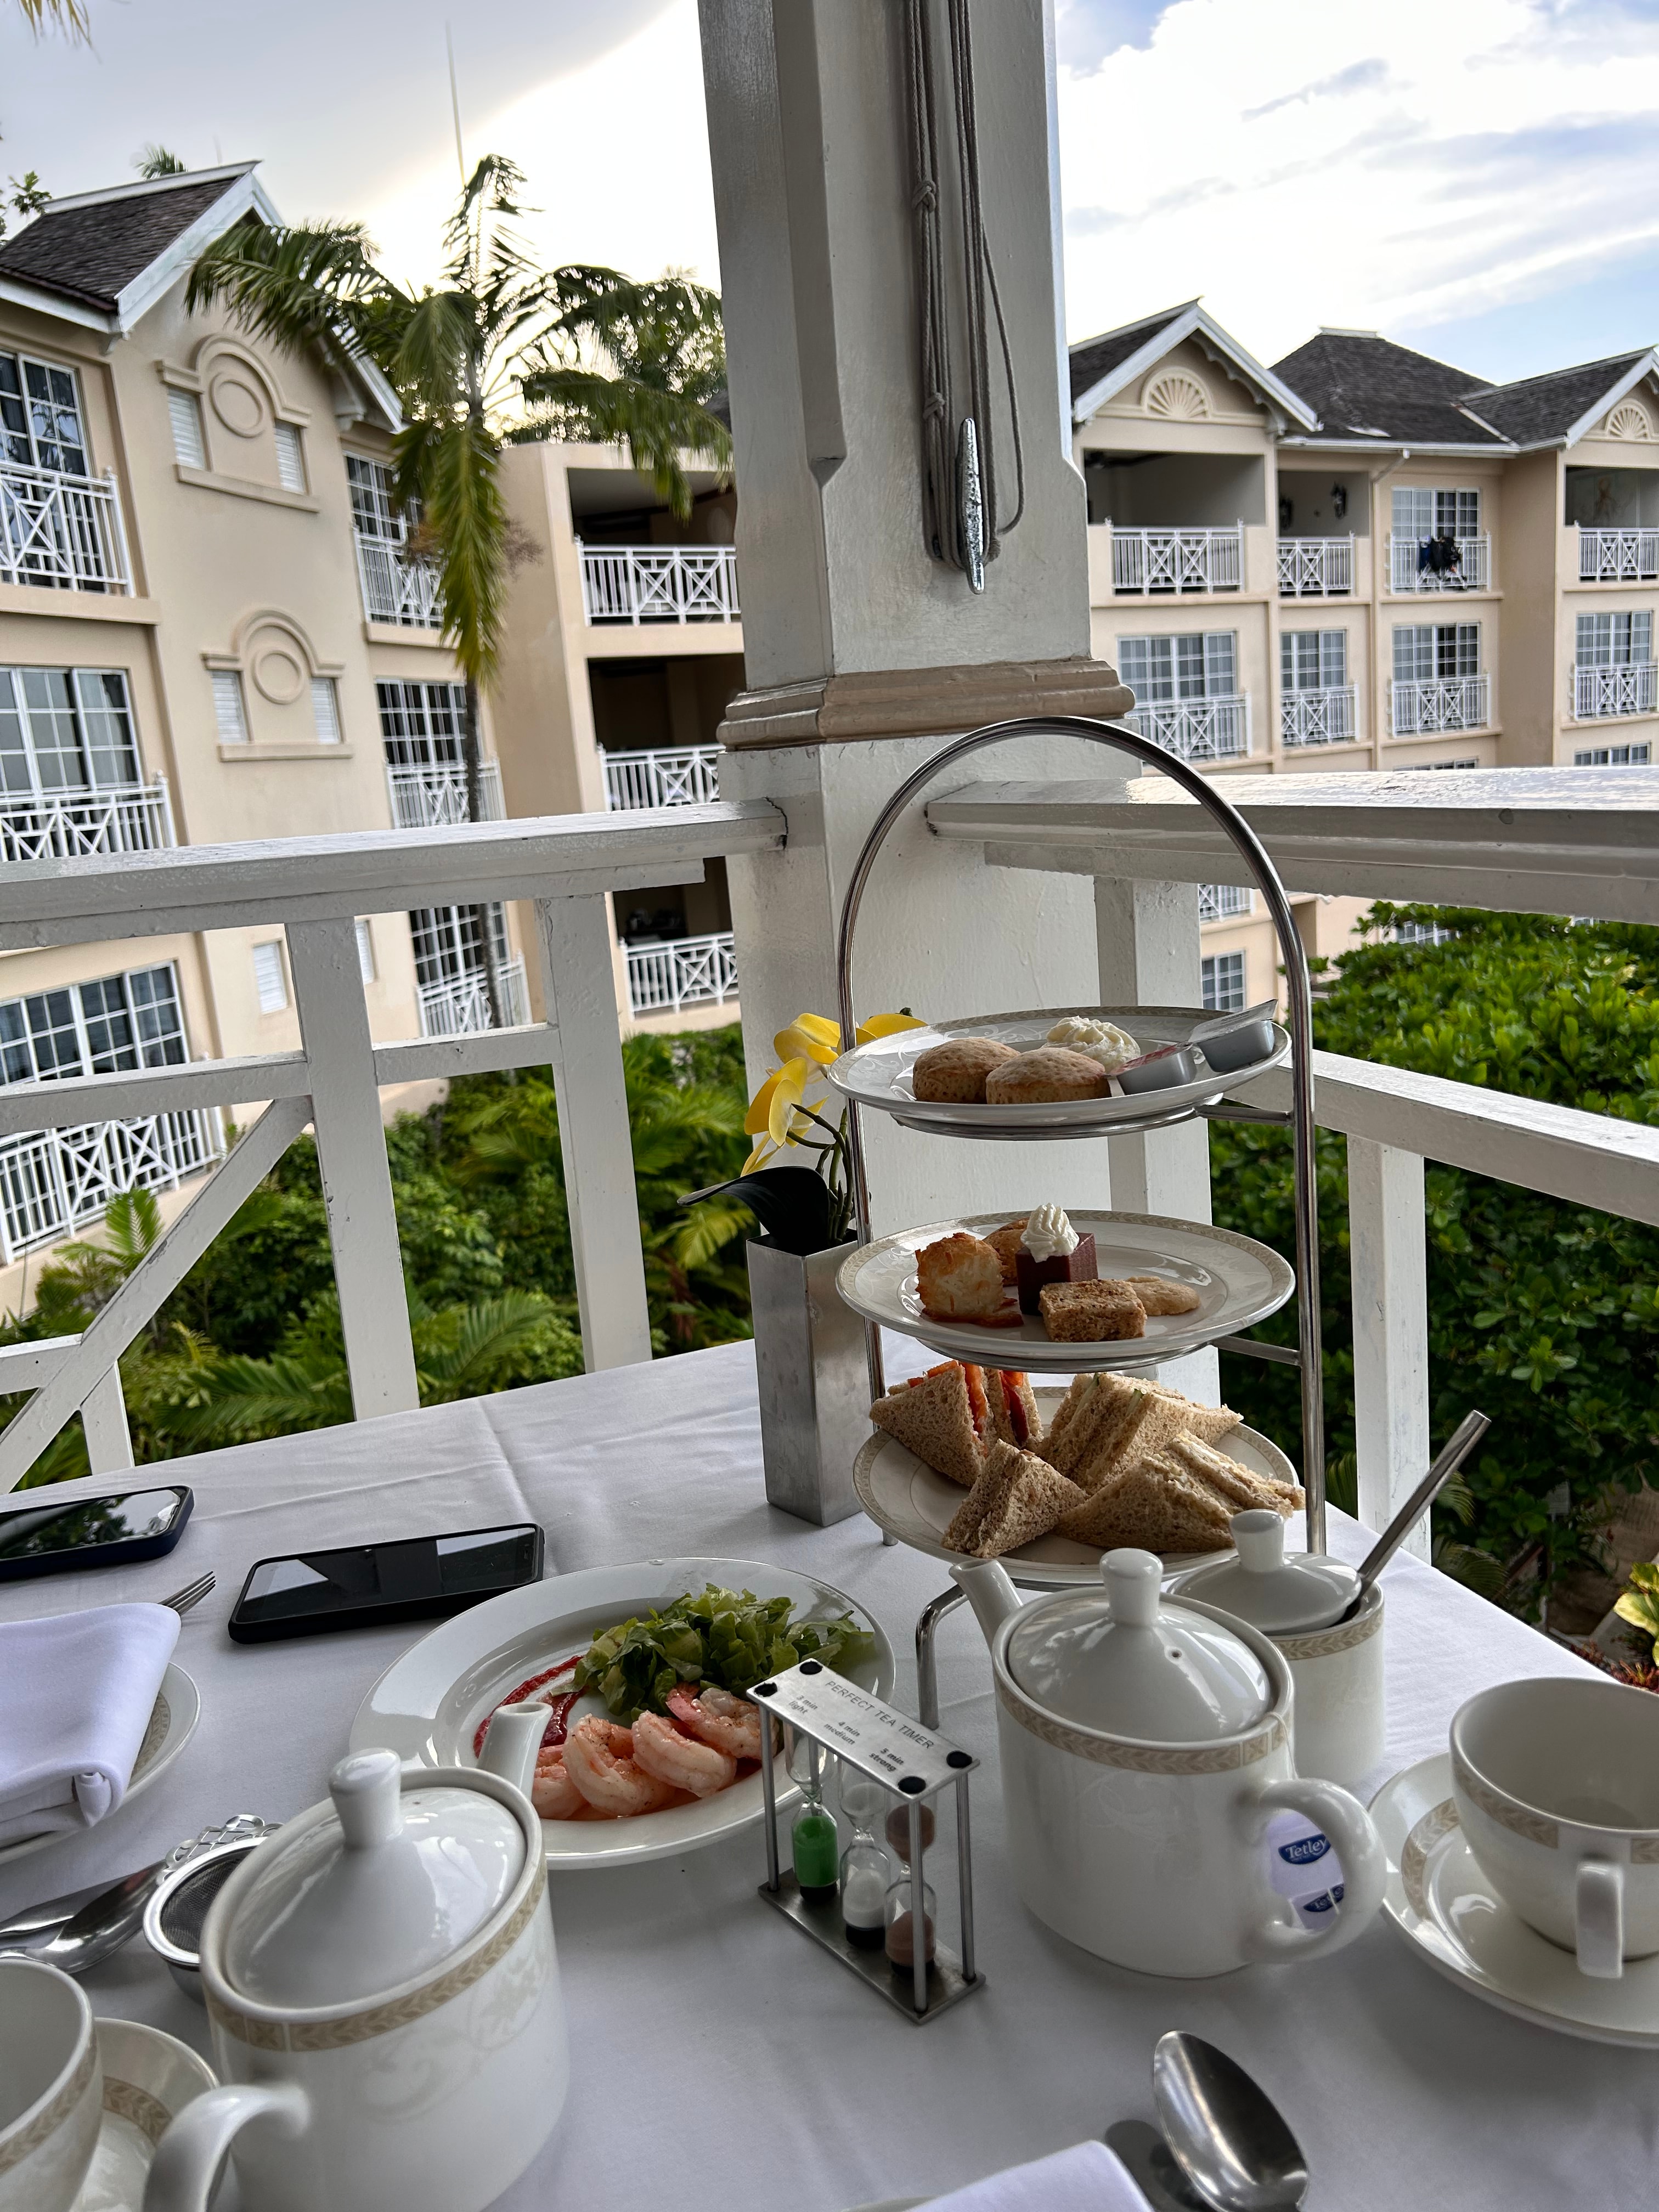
666,1684,763,1763
530,1750,584,1821
631,1710,737,1798
562,1717,676,1816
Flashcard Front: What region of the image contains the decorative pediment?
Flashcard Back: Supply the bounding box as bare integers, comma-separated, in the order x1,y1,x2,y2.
1607,400,1654,442
1145,371,1210,421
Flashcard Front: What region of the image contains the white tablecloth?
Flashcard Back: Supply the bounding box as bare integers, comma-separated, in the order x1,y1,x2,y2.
0,1340,1638,2211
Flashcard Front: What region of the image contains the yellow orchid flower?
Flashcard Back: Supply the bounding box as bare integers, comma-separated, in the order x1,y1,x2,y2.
743,1136,775,1175
775,1014,841,1067
855,1010,927,1046
744,1057,810,1148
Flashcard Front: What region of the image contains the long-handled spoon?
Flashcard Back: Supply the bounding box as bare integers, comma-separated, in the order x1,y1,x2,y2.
1152,2031,1308,2211
1333,1408,1491,1622
0,1858,165,1975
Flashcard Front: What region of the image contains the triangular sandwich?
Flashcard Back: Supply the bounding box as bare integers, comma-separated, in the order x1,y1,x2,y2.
943,1441,1087,1559
1037,1373,1160,1487
1056,1451,1234,1552
870,1361,990,1487
1162,1429,1304,1515
1144,1384,1243,1448
986,1368,1045,1455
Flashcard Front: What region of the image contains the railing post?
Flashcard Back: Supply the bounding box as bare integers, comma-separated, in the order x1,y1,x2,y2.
534,893,653,1369
286,920,420,1418
80,1365,133,1474
1347,1135,1431,1553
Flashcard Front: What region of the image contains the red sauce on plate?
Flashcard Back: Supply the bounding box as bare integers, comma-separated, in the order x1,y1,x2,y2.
472,1652,580,1759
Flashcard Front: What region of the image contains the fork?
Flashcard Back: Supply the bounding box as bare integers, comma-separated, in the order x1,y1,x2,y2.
160,1571,216,1617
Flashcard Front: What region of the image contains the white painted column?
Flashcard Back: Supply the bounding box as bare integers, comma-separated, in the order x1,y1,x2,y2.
534,893,652,1370
80,1367,133,1476
1347,1133,1431,1552
287,921,420,1420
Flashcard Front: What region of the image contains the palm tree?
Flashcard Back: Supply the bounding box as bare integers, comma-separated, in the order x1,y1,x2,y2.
186,157,730,1025
12,0,88,32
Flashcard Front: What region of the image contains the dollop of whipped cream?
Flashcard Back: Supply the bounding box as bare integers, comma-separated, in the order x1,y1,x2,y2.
1045,1015,1139,1072
1022,1203,1080,1261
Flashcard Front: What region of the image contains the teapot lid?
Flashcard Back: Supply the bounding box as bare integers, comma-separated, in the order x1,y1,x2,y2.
222,1748,525,2010
1172,1510,1359,1634
1004,1549,1273,1743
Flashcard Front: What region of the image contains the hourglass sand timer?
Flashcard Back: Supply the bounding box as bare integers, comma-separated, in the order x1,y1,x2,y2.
836,1766,892,1951
787,1729,839,1904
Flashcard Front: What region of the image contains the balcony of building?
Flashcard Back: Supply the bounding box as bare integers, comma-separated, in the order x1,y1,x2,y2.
1278,538,1354,597
1387,532,1491,594
1083,448,1265,598
0,459,132,595
624,929,737,1018
1275,473,1367,599
1390,674,1491,735
1125,693,1251,762
354,535,442,629
1578,528,1659,584
579,541,739,625
0,1107,223,1266
1282,686,1359,748
1573,662,1658,720
603,744,722,810
385,758,505,830
415,953,530,1037
1568,466,1659,584
0,775,174,860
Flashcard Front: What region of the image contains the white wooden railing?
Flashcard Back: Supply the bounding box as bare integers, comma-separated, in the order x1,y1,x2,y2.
1126,695,1250,761
0,1109,223,1266
0,460,132,594
1574,663,1658,721
1388,532,1490,593
0,777,173,860
1578,527,1659,583
416,953,530,1037
1198,883,1252,923
579,543,740,624
604,745,723,810
624,929,737,1016
354,535,443,628
385,760,504,828
1110,524,1243,594
1277,538,1353,596
1391,675,1490,735
1282,686,1357,747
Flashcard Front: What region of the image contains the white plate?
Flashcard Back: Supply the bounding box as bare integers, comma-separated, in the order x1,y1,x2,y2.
837,1210,1294,1375
0,1664,200,1871
826,1005,1288,1142
351,1558,895,1870
76,2019,216,2210
1373,1751,1659,2047
854,1386,1292,1587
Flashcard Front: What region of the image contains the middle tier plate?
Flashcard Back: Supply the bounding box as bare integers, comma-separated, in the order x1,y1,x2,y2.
836,1209,1295,1374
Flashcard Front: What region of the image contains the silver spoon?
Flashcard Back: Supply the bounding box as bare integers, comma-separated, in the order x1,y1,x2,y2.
1333,1408,1491,1622
1153,2032,1308,2211
0,1858,165,1974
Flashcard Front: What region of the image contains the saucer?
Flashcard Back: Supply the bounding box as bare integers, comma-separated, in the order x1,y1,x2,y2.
76,2019,216,2209
0,1664,201,1869
1372,1752,1659,2047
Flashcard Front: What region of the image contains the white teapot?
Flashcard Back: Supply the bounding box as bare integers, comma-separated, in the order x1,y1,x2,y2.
952,1549,1385,1977
144,1710,566,2212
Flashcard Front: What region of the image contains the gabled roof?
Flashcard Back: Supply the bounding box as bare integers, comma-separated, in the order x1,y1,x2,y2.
1463,351,1658,448
1069,301,1319,433
1270,330,1510,450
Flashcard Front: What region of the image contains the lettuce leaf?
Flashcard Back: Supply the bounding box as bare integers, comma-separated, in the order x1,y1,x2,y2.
573,1583,877,1724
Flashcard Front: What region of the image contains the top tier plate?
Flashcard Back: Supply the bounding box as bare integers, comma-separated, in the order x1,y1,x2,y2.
825,1004,1288,1141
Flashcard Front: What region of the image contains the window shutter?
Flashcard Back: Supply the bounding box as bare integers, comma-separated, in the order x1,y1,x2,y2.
211,670,247,743
310,676,341,743
274,423,306,494
167,390,205,469
252,941,288,1014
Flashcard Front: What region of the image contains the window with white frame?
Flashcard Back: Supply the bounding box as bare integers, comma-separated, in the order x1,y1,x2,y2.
0,667,139,797
251,941,288,1014
274,422,307,494
0,962,186,1086
1116,632,1237,702
355,919,376,984
0,350,88,475
1392,487,1481,540
309,676,341,743
1393,624,1480,682
1404,758,1479,770
1575,744,1651,765
346,454,416,545
1201,951,1246,1013
211,670,248,744
376,679,468,766
167,389,205,469
408,904,510,993
1280,630,1347,691
1576,612,1654,668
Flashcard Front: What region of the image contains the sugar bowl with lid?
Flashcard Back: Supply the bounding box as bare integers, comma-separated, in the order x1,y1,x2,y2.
951,1548,1385,1977
143,1718,566,2212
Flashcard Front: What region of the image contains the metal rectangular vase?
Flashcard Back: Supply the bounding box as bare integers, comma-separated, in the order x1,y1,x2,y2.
747,1234,870,1526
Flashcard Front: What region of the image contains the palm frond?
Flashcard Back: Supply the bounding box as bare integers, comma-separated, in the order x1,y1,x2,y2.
412,412,509,685
185,221,397,362
100,1188,162,1273
516,369,729,516
170,1351,353,1443
15,0,89,38
416,1291,565,1397
663,1195,752,1274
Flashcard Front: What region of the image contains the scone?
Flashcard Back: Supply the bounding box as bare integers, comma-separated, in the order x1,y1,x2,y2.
1126,1274,1201,1317
1039,1279,1147,1342
985,1048,1113,1105
912,1037,1020,1104
916,1232,1006,1318
985,1220,1029,1283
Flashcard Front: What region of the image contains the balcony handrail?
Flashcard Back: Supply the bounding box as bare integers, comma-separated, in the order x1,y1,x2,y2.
1578,526,1659,583
1387,530,1491,592
624,928,738,1015
0,775,174,859
1125,693,1250,761
385,758,505,827
354,533,443,628
416,951,531,1036
1277,537,1354,596
579,541,740,624
1389,673,1491,735
604,744,723,810
1281,685,1357,747
0,456,132,594
1109,522,1243,594
1573,661,1658,720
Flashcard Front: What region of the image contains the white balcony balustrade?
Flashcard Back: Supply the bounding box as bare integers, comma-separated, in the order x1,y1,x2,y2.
1282,686,1358,748
1574,663,1658,720
580,543,740,625
0,1108,223,1265
1578,528,1659,583
355,536,443,628
1391,675,1490,735
1126,695,1250,762
0,460,132,594
0,776,174,860
1110,525,1243,595
1389,533,1489,593
625,929,737,1017
604,745,723,810
385,759,504,829
1278,538,1353,597
1198,883,1253,923
416,952,529,1037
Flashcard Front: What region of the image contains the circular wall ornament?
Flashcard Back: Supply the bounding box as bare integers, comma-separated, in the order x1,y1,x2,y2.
210,373,266,438
1146,373,1210,420
252,645,304,704
1607,402,1654,441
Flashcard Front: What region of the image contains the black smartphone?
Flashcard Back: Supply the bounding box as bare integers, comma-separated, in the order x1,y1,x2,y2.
0,1486,193,1583
227,1521,544,1644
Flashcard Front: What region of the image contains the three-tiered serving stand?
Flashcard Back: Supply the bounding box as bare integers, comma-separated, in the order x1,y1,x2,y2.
828,715,1326,1717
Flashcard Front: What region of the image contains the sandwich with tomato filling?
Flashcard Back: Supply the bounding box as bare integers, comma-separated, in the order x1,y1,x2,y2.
869,1362,1043,1487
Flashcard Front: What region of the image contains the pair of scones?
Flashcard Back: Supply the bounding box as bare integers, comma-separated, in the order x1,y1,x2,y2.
912,1036,1113,1106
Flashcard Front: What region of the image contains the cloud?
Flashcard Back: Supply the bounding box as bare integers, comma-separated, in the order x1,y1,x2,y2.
1243,58,1391,122
1055,0,1177,71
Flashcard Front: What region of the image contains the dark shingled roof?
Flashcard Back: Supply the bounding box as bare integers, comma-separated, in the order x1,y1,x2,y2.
0,174,243,313
1069,304,1192,406
1463,353,1650,444
1270,331,1508,447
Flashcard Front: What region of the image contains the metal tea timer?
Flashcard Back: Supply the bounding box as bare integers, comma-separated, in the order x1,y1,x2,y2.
750,1660,983,2022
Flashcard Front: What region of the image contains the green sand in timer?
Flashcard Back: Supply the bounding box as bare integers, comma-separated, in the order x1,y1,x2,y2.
787,1730,838,1904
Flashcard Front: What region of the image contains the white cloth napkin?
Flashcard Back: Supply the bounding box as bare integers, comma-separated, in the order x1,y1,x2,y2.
924,2142,1146,2210
0,1602,180,1845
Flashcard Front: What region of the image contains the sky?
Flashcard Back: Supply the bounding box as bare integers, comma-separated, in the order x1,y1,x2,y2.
4,0,1659,386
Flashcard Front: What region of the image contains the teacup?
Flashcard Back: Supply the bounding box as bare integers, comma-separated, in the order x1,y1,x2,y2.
0,1958,101,2212
1451,1678,1659,1979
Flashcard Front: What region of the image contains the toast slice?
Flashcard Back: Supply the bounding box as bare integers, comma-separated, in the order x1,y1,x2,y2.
1163,1429,1304,1514
943,1441,1087,1559
870,1361,991,1487
986,1368,1044,1455
1056,1451,1235,1552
